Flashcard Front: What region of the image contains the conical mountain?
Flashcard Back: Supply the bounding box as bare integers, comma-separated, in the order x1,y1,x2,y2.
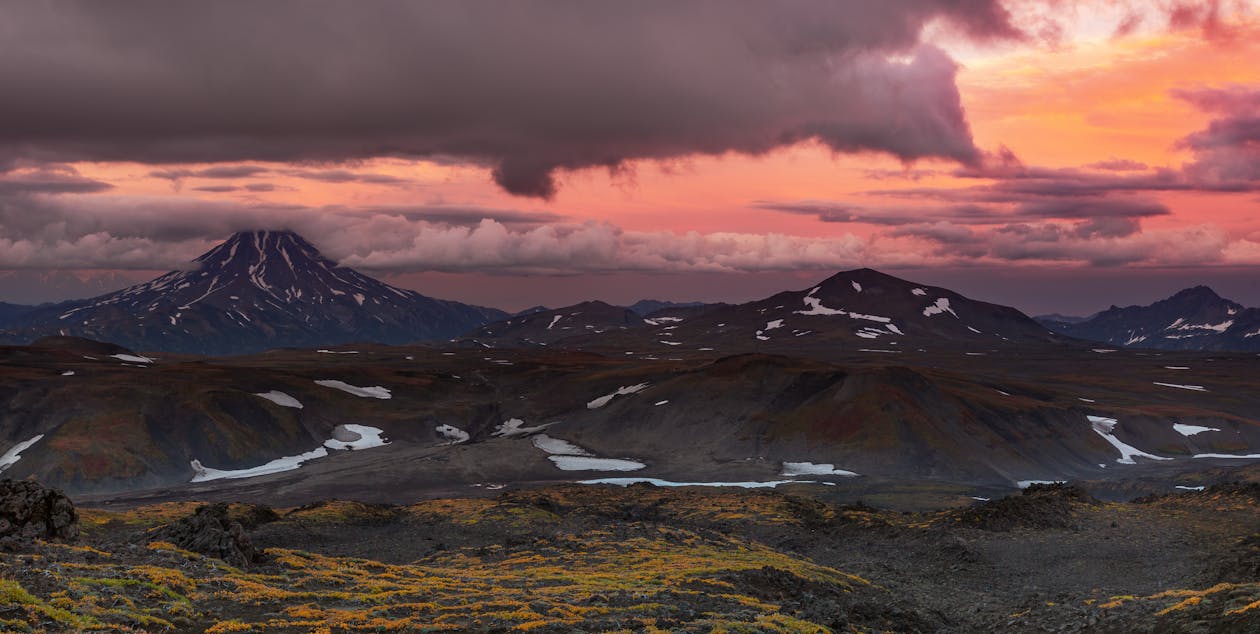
0,230,506,354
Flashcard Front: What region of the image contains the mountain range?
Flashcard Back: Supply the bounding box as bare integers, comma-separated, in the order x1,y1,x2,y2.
0,231,506,355
2,229,1258,356
1037,286,1260,352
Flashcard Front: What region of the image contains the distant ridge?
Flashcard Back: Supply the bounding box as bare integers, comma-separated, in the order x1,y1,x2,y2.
1037,286,1260,351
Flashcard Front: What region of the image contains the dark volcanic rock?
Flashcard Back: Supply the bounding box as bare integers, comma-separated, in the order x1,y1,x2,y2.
954,483,1097,532
148,503,267,566
0,479,79,548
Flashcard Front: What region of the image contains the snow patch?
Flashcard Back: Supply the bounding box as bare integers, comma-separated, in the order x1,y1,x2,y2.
0,435,44,472
549,456,646,471
191,449,328,482
61,370,74,376
851,281,862,292
1153,382,1207,392
493,418,553,437
796,295,845,316
1017,480,1066,489
1088,415,1171,465
1176,485,1206,491
1174,423,1220,436
111,354,154,364
254,391,303,409
911,288,927,296
922,298,957,318
314,380,392,399
546,315,563,330
532,434,592,456
436,424,470,445
587,383,649,409
781,462,859,477
323,424,389,451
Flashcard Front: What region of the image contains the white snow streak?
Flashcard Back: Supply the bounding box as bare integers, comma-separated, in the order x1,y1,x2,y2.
1087,415,1171,465
314,380,392,399
0,435,44,472
1153,382,1207,392
587,383,649,409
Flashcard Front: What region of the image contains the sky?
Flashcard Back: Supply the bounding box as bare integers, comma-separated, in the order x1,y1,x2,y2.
1,0,1259,315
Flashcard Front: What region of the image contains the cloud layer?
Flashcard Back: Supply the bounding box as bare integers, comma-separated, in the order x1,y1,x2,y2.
0,0,1030,197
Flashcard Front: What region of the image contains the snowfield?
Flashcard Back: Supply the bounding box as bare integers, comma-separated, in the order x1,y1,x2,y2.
254,390,304,409
315,379,392,399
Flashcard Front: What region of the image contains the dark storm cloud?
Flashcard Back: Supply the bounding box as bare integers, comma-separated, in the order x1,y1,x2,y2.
0,0,1029,198
1013,198,1169,219
0,169,113,195
1174,85,1260,184
362,206,566,227
282,170,411,186
755,196,1168,225
1087,159,1149,171
151,166,271,181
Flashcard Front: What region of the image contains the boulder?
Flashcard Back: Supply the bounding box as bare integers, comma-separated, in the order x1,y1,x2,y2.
148,503,266,567
0,479,79,549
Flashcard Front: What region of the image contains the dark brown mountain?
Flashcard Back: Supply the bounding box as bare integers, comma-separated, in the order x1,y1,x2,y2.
460,300,645,347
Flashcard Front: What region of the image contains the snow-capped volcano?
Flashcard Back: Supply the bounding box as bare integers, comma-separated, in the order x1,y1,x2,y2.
1,230,506,354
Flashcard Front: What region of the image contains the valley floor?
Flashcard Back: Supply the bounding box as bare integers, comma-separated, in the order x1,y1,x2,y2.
4,482,1260,632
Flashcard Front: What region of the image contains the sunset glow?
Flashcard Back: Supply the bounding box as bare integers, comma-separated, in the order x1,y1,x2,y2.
2,1,1258,313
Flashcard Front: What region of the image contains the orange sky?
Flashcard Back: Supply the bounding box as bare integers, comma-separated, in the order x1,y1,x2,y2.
5,3,1259,312
71,15,1260,244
